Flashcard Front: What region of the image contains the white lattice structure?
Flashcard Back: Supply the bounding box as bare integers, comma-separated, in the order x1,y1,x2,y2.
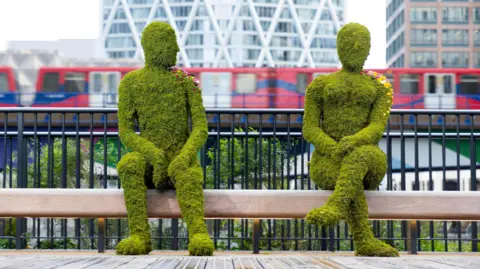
102,0,345,68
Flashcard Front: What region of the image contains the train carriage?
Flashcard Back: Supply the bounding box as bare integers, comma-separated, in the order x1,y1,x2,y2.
0,66,18,107
29,66,480,110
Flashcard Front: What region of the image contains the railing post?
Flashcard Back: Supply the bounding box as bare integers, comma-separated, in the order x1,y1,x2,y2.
407,220,417,254
15,112,26,250
252,219,261,254
171,218,178,250
97,218,105,253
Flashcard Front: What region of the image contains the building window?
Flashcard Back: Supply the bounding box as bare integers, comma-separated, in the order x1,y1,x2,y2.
386,0,403,19
442,29,468,46
185,35,203,46
105,37,135,49
474,52,480,67
411,52,437,67
410,7,437,24
410,29,437,46
442,7,468,23
475,30,480,47
475,8,480,23
387,10,404,40
442,52,469,68
130,8,150,19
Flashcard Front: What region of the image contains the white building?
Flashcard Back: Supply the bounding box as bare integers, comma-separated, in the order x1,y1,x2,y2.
102,0,345,68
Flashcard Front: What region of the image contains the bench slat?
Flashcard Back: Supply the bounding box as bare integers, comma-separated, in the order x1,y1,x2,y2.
0,189,479,220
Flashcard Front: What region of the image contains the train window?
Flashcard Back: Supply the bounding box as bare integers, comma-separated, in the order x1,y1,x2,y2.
42,72,60,92
443,75,452,94
236,74,256,94
108,74,119,94
427,75,436,94
65,72,85,93
0,73,8,92
399,74,419,94
459,75,480,95
92,73,102,93
296,73,308,93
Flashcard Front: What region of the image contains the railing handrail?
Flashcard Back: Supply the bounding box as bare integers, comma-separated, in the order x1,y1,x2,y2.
1,107,480,115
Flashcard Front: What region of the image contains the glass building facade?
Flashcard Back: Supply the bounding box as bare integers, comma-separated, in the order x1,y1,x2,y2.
386,0,480,68
102,0,345,68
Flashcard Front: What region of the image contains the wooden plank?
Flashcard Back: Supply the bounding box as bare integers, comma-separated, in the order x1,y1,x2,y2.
1,189,480,220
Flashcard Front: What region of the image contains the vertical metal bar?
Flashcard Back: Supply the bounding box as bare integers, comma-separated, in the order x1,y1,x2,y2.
61,113,67,249
428,114,434,251
414,113,420,251
98,218,105,253
171,218,178,250
15,112,25,250
328,226,335,252
89,113,95,249
442,113,447,252
456,114,462,251
75,113,81,249
253,219,261,254
407,220,418,254
470,114,478,252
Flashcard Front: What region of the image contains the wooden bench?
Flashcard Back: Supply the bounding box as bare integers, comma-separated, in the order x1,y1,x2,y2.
1,189,480,254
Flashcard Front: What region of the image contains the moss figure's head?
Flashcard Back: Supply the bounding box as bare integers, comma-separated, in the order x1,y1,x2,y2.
141,22,179,68
337,22,371,72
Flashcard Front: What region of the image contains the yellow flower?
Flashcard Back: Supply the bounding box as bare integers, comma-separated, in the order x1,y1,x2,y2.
384,82,391,88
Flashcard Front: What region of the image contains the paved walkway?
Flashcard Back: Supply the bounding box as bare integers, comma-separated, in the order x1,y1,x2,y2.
1,251,480,268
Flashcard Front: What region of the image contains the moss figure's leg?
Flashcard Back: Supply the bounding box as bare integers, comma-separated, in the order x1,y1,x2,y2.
173,162,214,256
348,191,399,257
115,152,152,255
308,146,385,227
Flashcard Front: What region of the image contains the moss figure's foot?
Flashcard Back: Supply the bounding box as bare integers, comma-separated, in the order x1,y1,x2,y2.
188,233,214,256
355,238,399,257
306,204,343,227
116,235,152,255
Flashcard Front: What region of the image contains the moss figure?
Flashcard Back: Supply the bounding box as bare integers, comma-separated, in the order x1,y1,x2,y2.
116,21,213,256
302,22,398,257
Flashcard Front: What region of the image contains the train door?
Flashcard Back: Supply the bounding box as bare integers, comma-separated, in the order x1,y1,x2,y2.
200,72,232,108
89,72,121,107
424,73,456,109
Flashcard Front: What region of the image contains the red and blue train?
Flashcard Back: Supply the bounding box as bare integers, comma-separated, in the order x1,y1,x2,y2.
1,66,480,109
0,66,18,107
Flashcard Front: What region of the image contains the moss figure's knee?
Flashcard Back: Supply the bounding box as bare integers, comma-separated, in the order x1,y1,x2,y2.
117,152,146,180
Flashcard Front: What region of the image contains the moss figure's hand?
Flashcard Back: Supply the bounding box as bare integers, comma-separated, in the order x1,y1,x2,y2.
168,153,190,179
337,136,356,157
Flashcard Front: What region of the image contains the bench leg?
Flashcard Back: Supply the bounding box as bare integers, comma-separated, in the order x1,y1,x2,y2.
407,220,417,254
253,219,260,254
97,218,105,253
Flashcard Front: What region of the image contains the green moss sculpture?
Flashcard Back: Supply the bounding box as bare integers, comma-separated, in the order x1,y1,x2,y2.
302,22,398,257
115,21,214,256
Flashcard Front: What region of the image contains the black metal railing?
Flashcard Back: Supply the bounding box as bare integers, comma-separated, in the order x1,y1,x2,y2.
0,108,479,253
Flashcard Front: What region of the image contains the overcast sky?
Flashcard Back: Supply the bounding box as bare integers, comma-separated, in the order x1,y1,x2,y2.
0,0,386,68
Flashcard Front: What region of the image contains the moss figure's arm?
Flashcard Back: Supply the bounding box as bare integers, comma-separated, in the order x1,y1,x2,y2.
118,75,165,163
343,86,393,148
302,81,337,156
168,80,207,178
183,83,208,157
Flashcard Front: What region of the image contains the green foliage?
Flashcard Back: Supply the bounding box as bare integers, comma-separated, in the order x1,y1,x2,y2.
116,21,213,255
205,127,292,189
7,138,89,188
302,22,397,257
37,238,76,249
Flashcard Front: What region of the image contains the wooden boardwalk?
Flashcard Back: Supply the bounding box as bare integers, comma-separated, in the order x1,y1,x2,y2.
1,251,480,269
